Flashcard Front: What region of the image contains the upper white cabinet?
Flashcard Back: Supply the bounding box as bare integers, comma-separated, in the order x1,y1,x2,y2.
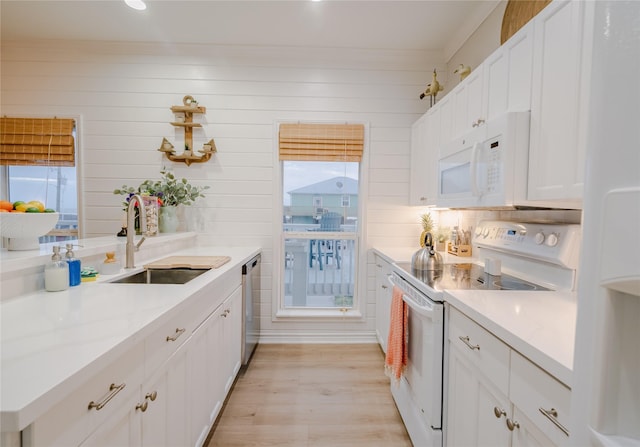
452,66,485,138
483,23,535,121
409,111,439,206
528,0,587,204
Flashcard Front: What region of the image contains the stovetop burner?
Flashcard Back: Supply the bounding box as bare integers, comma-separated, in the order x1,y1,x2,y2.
394,262,548,292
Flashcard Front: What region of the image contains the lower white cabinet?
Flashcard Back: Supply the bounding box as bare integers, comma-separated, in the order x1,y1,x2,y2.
22,272,243,447
446,306,571,447
189,286,242,447
374,255,393,352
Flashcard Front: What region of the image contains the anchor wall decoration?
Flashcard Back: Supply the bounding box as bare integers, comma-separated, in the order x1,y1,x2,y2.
158,95,217,166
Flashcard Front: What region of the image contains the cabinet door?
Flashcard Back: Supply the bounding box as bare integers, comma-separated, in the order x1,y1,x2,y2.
446,343,511,447
189,306,225,447
140,344,189,447
80,393,140,447
452,66,485,138
511,407,557,447
222,286,243,394
528,0,586,203
374,256,393,352
409,113,430,205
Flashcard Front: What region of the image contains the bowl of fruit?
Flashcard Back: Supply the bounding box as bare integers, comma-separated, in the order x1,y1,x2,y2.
0,200,59,250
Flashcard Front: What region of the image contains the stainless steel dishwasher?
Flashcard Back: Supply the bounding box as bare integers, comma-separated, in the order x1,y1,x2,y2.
241,254,261,365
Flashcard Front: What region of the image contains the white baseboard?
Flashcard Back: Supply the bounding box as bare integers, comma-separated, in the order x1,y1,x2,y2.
258,330,378,344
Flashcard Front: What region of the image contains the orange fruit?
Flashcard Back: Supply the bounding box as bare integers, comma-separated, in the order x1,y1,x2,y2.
0,200,12,211
0,209,9,213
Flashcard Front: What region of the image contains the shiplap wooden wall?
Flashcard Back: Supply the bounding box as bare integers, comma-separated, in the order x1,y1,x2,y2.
1,40,443,341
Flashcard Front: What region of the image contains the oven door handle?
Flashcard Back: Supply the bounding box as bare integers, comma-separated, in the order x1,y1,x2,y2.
402,293,437,319
389,275,439,320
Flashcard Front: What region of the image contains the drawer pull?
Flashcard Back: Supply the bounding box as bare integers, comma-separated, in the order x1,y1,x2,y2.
539,407,569,436
88,383,126,411
166,327,185,342
381,284,388,290
221,309,230,318
459,335,480,350
145,390,158,402
136,400,148,412
493,407,507,419
506,418,520,431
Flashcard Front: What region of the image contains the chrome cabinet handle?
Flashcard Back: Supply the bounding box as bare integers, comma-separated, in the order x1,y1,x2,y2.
506,418,520,431
539,407,569,436
166,327,185,342
494,407,507,418
145,390,158,402
136,400,148,412
88,383,126,411
459,335,480,350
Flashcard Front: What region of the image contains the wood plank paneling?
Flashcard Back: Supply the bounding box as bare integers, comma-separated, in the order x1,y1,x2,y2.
1,39,440,338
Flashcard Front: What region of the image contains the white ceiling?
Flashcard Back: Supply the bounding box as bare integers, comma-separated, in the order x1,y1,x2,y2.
1,1,500,59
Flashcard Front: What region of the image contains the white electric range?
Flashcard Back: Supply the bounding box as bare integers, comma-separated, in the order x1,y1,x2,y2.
388,220,581,447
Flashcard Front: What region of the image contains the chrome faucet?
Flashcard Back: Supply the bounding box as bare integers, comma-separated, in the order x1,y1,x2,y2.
125,194,148,269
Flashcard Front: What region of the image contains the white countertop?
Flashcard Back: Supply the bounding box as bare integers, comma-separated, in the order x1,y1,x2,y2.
444,289,576,387
0,245,260,432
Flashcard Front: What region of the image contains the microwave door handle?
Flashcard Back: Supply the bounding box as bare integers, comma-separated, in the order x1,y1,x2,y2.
470,141,482,197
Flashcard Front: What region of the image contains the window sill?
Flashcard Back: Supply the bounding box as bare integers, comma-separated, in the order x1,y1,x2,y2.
275,308,363,321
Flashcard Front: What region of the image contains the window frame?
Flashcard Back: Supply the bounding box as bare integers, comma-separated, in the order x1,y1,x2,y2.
0,114,83,240
272,120,369,321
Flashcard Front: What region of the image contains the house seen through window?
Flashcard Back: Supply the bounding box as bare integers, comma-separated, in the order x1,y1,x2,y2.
283,161,359,309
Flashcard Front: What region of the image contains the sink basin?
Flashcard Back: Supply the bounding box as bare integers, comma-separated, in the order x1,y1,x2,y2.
109,268,210,284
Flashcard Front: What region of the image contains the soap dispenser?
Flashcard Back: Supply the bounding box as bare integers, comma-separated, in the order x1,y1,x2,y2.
45,246,69,292
65,243,81,287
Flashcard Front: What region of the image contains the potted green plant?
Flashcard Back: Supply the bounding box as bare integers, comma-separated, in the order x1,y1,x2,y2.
114,169,209,233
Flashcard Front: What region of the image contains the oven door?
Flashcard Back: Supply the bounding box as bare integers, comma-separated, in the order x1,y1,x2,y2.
403,288,445,430
389,275,445,446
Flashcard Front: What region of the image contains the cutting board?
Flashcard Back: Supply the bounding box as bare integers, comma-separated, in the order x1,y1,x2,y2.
144,255,231,270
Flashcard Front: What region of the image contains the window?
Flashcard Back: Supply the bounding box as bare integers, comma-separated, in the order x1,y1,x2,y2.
279,122,364,314
0,117,79,242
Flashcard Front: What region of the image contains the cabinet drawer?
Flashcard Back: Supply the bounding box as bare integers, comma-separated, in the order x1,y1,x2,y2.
510,351,571,445
24,342,144,447
448,307,510,395
145,304,197,376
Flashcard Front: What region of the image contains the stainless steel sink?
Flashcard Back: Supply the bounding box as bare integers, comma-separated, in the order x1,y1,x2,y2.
109,268,210,284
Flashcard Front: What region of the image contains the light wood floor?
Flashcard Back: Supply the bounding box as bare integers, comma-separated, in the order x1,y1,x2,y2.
206,343,412,447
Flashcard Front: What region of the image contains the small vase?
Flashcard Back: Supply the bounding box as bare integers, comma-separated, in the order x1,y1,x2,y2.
159,206,179,233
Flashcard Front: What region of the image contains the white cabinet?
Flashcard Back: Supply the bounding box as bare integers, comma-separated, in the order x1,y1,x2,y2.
22,270,245,447
189,285,242,447
483,23,535,121
452,65,485,138
409,111,439,206
528,0,587,204
374,255,393,352
446,307,571,447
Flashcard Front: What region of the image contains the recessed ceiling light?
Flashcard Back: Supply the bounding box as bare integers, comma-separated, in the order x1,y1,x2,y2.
125,0,147,11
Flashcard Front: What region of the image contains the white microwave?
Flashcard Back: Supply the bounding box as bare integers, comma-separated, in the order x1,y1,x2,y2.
437,111,530,208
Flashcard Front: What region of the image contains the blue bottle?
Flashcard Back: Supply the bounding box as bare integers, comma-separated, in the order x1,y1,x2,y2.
65,243,81,287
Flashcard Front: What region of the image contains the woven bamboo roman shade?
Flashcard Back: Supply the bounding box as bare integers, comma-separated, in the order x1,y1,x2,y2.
0,117,75,166
279,123,364,162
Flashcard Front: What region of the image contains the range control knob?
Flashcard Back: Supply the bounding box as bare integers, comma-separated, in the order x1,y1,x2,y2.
483,228,490,238
546,233,559,247
534,232,545,245
475,227,483,237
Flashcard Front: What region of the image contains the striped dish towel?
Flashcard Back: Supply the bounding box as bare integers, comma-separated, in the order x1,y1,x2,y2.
385,285,408,383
